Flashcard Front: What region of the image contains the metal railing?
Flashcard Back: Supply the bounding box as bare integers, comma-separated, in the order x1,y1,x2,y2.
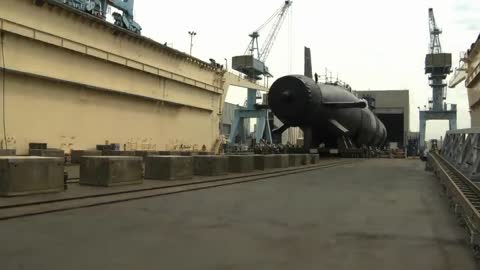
442,128,480,181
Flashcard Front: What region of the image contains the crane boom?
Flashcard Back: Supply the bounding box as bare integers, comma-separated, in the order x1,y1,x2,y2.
428,8,442,54
259,1,292,62
232,1,292,80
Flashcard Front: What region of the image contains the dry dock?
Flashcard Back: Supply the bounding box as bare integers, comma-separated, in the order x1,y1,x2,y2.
0,159,477,269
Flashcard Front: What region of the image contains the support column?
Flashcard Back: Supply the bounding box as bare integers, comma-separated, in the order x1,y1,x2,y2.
229,111,241,144
419,111,427,151
449,117,457,131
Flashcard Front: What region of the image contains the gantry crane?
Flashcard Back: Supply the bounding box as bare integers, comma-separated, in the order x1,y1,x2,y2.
228,1,292,146
419,8,456,152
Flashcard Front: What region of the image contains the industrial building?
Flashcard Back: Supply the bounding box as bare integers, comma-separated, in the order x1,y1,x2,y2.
353,90,410,148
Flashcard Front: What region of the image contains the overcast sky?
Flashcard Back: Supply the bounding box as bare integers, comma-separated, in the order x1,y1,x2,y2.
129,0,479,140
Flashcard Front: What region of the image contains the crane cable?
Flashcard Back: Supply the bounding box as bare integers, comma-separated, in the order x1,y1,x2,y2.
287,6,293,73
254,6,283,33
243,5,283,55
0,32,7,150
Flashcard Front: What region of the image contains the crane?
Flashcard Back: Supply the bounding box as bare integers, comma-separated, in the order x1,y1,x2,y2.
428,8,442,54
419,8,456,153
228,1,292,147
248,0,292,64
232,1,292,81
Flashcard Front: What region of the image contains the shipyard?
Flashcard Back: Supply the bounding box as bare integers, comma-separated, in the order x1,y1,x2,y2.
0,0,480,269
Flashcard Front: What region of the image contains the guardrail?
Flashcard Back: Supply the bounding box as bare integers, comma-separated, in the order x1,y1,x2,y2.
442,128,480,181
428,152,480,258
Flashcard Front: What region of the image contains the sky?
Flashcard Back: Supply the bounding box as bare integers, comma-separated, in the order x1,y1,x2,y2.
127,0,479,140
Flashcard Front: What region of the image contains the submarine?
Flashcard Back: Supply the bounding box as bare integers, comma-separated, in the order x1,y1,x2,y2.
268,75,387,150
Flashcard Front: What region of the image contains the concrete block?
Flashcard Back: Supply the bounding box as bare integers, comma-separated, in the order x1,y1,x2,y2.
301,154,311,165
254,155,276,170
289,154,303,167
228,155,254,173
193,155,228,176
0,149,16,156
134,151,159,158
102,150,136,156
0,156,64,196
80,156,143,187
273,154,289,168
70,150,102,164
195,151,215,156
157,151,192,156
145,156,193,180
310,154,320,164
29,143,47,150
29,149,65,158
65,164,80,180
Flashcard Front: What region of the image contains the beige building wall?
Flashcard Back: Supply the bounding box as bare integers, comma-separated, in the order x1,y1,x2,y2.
466,38,480,127
1,72,215,154
0,0,268,155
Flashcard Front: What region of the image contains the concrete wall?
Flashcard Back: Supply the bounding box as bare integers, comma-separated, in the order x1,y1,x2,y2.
1,72,214,153
0,0,268,154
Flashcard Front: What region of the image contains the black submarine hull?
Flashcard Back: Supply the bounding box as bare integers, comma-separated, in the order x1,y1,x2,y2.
268,75,387,149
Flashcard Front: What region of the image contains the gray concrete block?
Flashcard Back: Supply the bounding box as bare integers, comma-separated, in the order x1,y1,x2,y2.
193,155,228,176
144,156,193,180
273,154,289,168
301,154,311,166
228,155,255,173
102,150,136,156
0,149,16,156
65,164,80,180
29,149,65,158
80,156,143,187
173,151,192,156
310,154,320,164
195,152,215,156
0,156,64,196
134,151,159,158
288,154,303,167
70,150,102,164
254,155,276,170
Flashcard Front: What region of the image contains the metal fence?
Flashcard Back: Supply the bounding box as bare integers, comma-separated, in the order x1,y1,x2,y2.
442,128,480,181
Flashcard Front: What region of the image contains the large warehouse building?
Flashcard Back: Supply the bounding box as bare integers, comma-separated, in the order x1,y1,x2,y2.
353,90,410,148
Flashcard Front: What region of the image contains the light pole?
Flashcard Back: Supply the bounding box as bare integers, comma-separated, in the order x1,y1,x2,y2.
188,31,197,55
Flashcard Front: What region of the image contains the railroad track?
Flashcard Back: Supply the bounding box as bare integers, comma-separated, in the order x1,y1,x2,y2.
429,152,480,257
0,159,355,221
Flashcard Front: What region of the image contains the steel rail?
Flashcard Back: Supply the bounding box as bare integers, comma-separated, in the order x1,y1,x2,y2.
429,152,480,255
0,160,355,221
